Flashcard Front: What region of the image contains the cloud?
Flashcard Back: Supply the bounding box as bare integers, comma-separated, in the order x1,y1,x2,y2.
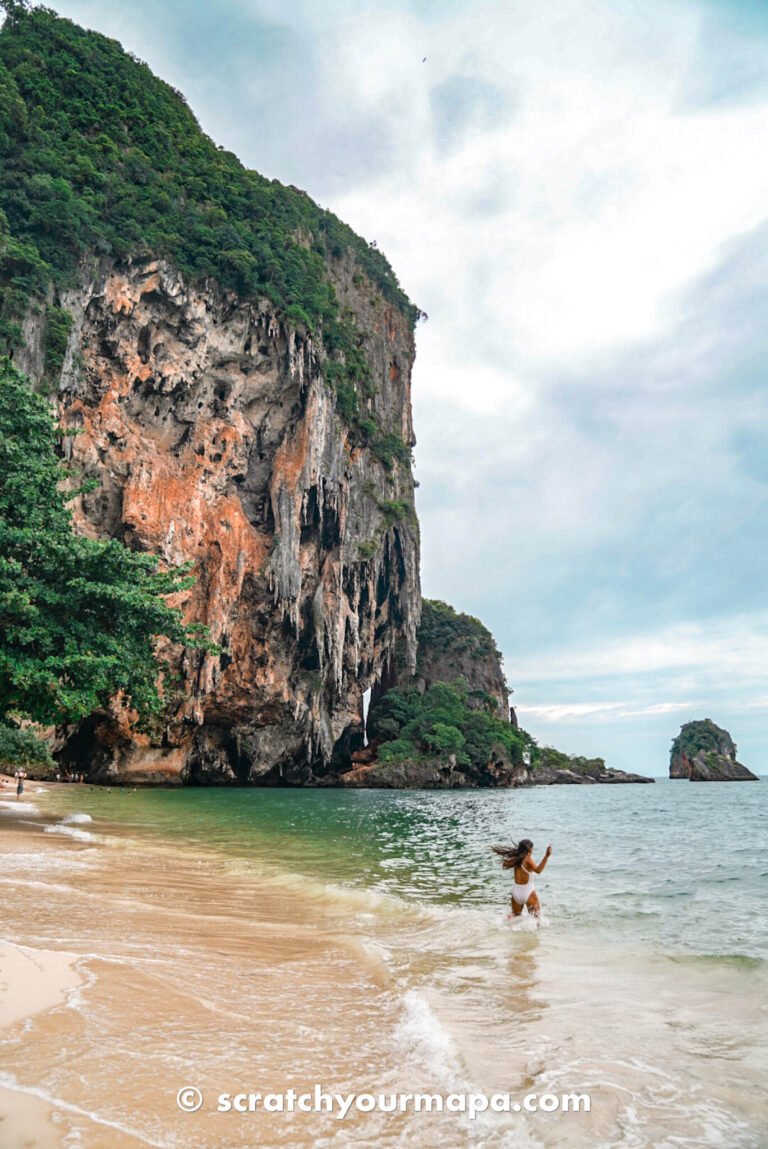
520,701,698,722
330,1,768,362
430,74,512,154
511,612,768,688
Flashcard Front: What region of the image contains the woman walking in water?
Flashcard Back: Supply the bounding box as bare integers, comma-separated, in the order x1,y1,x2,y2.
492,839,552,918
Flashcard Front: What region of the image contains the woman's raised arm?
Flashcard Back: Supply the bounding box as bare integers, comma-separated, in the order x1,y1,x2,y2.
529,845,553,874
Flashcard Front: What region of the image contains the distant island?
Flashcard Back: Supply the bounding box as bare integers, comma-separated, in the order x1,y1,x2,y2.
669,720,758,781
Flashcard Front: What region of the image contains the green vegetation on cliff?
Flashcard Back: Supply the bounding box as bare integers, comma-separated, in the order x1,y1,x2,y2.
0,2,418,419
417,599,500,661
670,719,736,763
0,718,53,767
535,746,605,775
0,359,206,759
368,680,533,775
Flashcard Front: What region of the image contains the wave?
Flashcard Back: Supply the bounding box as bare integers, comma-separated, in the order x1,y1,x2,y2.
0,849,95,872
0,800,40,816
0,1071,165,1148
60,812,94,824
395,989,467,1091
667,951,766,970
44,824,93,843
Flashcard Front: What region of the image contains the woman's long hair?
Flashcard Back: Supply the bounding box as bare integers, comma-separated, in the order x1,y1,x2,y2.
492,839,533,870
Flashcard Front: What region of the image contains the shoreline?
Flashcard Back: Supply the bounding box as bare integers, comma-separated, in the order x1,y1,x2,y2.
1,768,663,791
0,786,441,1148
0,783,88,1148
1,772,765,1148
0,939,85,1149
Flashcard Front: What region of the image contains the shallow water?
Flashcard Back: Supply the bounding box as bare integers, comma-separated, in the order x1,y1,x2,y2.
1,780,766,1148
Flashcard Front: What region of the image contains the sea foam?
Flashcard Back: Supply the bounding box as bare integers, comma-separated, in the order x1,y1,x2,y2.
0,800,40,816
44,824,93,843
395,989,466,1091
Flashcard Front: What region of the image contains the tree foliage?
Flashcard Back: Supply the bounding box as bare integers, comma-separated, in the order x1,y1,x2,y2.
417,599,500,661
0,718,54,767
367,680,534,773
670,719,734,762
0,358,205,734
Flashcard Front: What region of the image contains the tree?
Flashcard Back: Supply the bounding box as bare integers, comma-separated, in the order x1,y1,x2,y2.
367,679,534,775
0,359,205,742
0,2,33,17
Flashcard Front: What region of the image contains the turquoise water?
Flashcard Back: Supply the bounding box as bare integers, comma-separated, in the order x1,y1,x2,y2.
58,777,767,961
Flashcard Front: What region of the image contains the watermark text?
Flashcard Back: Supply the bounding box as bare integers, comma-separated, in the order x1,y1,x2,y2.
176,1083,590,1120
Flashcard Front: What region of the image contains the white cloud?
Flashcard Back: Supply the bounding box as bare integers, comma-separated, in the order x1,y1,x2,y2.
329,0,768,371
520,700,698,722
508,612,768,685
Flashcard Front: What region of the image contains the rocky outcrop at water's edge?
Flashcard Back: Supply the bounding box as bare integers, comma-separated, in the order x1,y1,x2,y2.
669,720,758,781
336,748,655,788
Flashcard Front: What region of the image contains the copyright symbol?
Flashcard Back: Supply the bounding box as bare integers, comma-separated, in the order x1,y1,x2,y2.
177,1086,204,1112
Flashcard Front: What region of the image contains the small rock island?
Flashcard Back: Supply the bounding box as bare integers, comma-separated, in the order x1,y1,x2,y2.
669,720,759,781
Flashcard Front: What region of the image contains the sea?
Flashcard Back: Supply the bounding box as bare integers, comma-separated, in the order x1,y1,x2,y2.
0,778,766,1148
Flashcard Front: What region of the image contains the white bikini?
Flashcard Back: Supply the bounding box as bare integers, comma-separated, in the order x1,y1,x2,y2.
511,863,535,905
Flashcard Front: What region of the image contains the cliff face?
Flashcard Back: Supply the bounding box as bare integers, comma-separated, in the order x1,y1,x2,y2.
397,599,509,717
344,599,523,789
19,256,419,783
669,720,758,782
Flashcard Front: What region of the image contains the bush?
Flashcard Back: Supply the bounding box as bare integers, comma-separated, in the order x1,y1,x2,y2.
423,721,467,759
378,739,417,763
418,599,499,660
670,719,733,761
0,720,54,768
368,680,533,774
378,499,414,525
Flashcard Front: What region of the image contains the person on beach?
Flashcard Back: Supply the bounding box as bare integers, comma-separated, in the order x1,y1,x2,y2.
492,839,552,918
15,770,25,800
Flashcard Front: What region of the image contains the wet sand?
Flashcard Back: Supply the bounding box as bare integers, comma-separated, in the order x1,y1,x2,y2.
0,784,439,1148
0,936,83,1149
0,939,82,1030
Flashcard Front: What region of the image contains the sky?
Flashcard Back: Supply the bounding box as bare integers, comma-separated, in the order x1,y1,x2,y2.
41,0,768,775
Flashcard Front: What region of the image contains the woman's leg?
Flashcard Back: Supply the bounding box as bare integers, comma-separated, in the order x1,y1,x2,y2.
526,891,541,917
510,895,524,917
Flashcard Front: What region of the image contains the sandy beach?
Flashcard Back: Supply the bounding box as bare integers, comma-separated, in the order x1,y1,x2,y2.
0,777,83,1149
0,779,68,1146
0,938,83,1149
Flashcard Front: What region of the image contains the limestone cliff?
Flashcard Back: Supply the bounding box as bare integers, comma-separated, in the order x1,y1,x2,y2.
669,720,758,782
343,600,526,789
394,599,509,717
16,256,419,783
